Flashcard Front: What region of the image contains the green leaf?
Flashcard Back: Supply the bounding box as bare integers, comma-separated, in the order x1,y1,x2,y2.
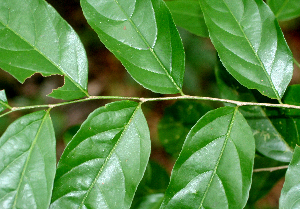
247,156,287,206
81,0,185,94
158,100,211,158
279,145,300,209
165,0,209,37
0,110,56,209
279,84,300,150
133,193,164,209
132,161,169,208
267,0,300,21
0,90,10,113
160,107,255,208
215,60,293,162
0,0,89,100
199,0,293,100
134,161,169,197
51,101,151,209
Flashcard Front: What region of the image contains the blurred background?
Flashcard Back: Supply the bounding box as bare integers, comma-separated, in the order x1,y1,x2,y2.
0,0,299,208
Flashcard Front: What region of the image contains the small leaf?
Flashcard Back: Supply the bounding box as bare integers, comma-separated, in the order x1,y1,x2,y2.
215,60,293,162
158,100,211,158
199,0,293,100
0,0,89,100
135,161,169,197
160,107,255,209
268,0,300,21
0,110,56,209
247,156,287,206
279,145,300,209
51,101,151,209
133,193,164,209
280,84,300,149
165,0,209,37
0,90,10,113
81,0,185,94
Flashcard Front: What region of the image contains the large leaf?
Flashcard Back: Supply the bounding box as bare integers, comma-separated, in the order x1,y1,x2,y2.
199,0,293,100
279,145,300,208
160,107,255,209
158,100,211,158
0,0,89,100
267,0,300,21
0,90,10,113
215,60,293,162
81,0,185,94
51,101,151,209
0,110,56,209
165,0,209,37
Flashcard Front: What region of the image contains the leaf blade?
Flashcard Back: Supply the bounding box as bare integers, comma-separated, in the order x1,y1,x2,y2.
199,0,293,100
268,0,300,21
0,0,89,100
0,90,10,113
165,0,209,37
0,110,56,209
279,145,300,209
81,0,185,94
160,107,255,209
215,60,293,162
51,101,151,209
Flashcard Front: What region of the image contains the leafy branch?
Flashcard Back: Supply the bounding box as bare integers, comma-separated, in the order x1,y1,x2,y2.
2,95,300,119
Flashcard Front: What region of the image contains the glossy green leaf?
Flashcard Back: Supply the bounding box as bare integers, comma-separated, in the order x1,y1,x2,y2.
215,60,293,162
158,100,211,158
279,145,300,209
133,193,164,209
0,110,56,209
81,0,185,94
0,0,89,100
267,0,300,21
160,107,255,209
165,0,209,37
199,0,293,100
0,90,10,113
51,101,151,209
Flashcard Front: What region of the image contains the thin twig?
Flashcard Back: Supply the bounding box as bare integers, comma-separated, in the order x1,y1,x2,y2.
2,94,300,118
253,165,289,172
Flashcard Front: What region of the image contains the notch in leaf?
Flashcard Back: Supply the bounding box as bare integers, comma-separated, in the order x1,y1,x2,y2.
0,0,89,100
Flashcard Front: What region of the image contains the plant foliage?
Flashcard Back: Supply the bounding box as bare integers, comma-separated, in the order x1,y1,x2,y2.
0,0,300,208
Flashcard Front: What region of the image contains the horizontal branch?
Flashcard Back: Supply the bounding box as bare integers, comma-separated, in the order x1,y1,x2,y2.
1,94,300,118
253,165,289,172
